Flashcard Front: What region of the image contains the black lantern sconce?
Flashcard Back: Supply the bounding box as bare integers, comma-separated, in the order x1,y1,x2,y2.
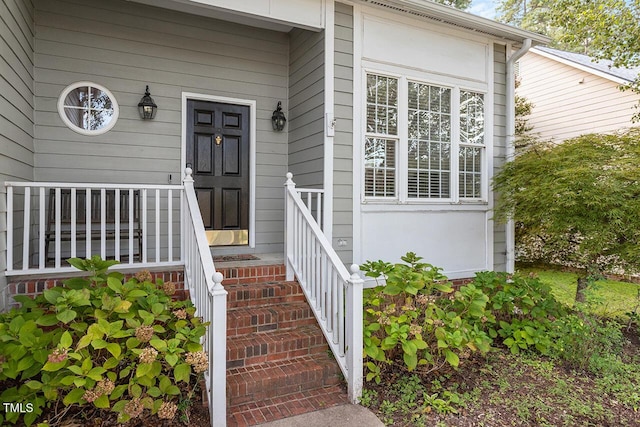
138,85,157,120
271,101,286,131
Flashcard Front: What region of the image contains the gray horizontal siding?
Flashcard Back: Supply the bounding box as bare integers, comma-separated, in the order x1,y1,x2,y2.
333,2,354,264
492,43,507,271
1,0,35,310
287,27,325,188
33,0,290,255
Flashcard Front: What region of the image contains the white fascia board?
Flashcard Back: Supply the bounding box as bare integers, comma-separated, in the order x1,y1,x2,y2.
355,0,549,45
529,47,630,85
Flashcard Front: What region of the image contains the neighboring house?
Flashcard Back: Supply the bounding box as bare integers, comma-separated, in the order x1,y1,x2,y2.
0,0,546,424
517,46,640,141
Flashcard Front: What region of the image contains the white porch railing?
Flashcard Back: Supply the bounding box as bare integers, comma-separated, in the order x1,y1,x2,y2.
284,173,363,403
5,181,184,275
182,168,227,427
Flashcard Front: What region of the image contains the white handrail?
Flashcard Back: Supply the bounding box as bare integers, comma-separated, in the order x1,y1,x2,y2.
181,168,227,427
284,172,363,403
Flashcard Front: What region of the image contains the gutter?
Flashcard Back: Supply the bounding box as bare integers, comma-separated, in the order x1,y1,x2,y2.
505,38,532,273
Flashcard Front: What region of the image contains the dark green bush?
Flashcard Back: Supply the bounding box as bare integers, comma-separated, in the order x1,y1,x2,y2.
362,254,568,382
0,256,207,426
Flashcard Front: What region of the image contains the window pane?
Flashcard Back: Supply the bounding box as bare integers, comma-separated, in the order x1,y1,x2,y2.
460,91,484,145
366,74,399,135
407,82,451,198
365,138,396,197
64,87,90,109
91,88,113,111
459,146,482,198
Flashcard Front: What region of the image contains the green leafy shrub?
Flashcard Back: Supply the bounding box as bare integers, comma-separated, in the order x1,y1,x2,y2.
0,256,207,426
361,253,493,383
471,271,566,354
362,254,568,382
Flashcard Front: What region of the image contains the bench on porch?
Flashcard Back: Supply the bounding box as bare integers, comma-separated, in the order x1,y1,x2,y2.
44,189,143,262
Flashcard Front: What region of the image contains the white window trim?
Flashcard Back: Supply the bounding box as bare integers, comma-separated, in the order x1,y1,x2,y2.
57,81,119,136
362,69,489,205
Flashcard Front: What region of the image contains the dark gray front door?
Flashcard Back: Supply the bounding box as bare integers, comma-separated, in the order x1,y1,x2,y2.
186,100,250,245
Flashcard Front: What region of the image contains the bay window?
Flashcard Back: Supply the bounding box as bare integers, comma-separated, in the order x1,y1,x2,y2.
364,72,486,202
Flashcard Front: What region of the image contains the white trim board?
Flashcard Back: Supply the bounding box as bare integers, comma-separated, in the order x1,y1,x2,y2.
181,92,257,249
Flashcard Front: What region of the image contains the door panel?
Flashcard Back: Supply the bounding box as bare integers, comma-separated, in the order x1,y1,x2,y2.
186,100,250,246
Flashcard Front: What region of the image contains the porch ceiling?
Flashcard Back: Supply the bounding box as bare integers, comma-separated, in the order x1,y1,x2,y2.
126,0,323,32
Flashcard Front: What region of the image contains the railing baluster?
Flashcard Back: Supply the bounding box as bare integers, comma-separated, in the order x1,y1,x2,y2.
55,188,61,269
71,188,77,259
85,188,91,259
100,188,106,259
155,189,160,263
6,186,13,272
114,189,120,261
22,186,30,270
39,187,45,268
317,193,322,230
168,190,173,262
142,189,147,263
128,189,134,264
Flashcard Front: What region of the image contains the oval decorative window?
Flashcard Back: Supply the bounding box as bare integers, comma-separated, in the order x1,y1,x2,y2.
57,82,119,135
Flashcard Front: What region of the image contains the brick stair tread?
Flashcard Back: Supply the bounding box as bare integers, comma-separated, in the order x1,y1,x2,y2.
227,325,329,369
227,384,349,426
226,354,343,407
225,280,305,309
227,301,317,336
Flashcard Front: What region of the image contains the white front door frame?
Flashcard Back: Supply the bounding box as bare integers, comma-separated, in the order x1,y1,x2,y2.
181,92,257,248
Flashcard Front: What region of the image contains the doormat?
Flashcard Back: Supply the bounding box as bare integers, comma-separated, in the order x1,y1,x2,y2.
213,254,260,262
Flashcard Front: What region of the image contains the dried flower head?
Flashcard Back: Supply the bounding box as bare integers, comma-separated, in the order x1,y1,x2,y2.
139,347,158,364
96,379,115,395
162,281,176,296
185,351,208,373
82,389,101,403
409,324,422,336
173,309,187,320
134,270,153,283
48,348,68,363
124,398,144,418
135,325,154,343
158,401,178,420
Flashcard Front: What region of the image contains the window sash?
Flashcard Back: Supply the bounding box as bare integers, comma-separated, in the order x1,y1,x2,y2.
363,73,486,202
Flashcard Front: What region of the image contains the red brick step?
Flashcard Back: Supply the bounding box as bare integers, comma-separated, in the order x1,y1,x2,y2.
224,281,306,309
227,384,348,427
227,325,328,369
227,302,318,337
226,354,343,408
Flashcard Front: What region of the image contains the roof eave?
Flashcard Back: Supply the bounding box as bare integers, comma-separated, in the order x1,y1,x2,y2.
530,47,631,85
356,0,550,45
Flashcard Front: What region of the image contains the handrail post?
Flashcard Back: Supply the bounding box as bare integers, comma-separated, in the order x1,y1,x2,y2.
209,271,227,427
284,173,296,281
182,168,194,271
345,264,363,403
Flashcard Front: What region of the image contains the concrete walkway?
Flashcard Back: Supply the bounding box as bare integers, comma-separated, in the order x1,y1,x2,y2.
255,404,383,427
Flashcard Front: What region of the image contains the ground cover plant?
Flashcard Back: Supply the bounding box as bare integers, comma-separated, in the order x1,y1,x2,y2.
360,254,640,426
0,257,210,426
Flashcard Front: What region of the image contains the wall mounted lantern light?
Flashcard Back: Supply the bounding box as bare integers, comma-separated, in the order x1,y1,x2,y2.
271,101,286,131
138,85,157,120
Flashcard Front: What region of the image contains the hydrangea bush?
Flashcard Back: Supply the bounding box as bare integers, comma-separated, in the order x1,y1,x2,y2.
0,256,208,426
